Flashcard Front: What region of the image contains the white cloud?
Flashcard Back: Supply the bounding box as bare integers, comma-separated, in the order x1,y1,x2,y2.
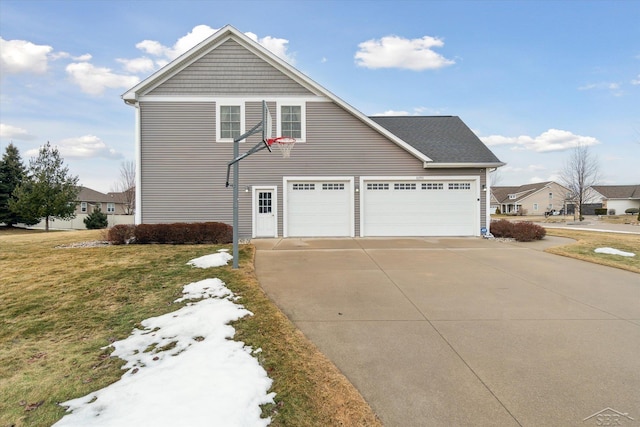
481,129,599,152
50,52,92,62
117,57,156,74
0,37,53,74
129,25,295,73
66,62,140,96
0,123,37,140
373,106,443,116
355,35,455,70
631,74,640,85
26,135,123,159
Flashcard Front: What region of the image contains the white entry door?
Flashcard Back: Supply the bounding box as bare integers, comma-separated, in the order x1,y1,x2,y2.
253,188,277,238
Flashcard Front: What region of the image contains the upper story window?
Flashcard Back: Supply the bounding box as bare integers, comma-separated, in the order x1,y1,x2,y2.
80,202,87,213
549,192,553,199
107,202,115,213
509,194,516,200
278,102,305,141
216,102,245,141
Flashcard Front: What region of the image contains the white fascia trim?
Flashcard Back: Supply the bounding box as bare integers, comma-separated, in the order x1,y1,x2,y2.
134,103,142,224
251,185,278,238
136,95,330,103
424,162,506,168
282,176,355,238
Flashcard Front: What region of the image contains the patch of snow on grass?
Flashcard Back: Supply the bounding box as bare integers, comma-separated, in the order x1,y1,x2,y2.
187,249,233,268
594,247,636,257
54,278,274,427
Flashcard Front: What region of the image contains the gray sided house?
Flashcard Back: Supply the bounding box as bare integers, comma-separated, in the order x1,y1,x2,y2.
122,25,503,238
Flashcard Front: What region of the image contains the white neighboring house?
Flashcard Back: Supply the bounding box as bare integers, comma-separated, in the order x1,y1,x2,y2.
590,185,640,215
29,187,135,230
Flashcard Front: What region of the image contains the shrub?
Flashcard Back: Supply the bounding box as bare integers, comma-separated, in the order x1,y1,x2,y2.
594,208,608,216
106,222,233,245
511,221,546,242
495,207,501,215
84,208,108,229
608,209,616,215
624,207,639,215
107,224,135,244
490,219,546,242
490,219,514,238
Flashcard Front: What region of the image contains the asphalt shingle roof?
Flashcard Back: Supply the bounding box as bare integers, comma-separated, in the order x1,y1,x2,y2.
370,116,502,164
591,185,640,199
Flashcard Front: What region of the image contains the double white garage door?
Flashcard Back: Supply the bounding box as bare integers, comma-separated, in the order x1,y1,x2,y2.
285,177,479,237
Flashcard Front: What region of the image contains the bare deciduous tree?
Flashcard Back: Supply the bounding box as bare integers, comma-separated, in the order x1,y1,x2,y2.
111,160,135,215
560,145,600,221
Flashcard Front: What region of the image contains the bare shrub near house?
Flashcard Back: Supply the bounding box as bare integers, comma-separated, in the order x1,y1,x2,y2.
490,220,546,242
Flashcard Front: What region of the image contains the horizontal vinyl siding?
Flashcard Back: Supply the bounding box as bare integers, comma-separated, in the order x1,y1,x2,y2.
148,40,312,96
140,100,487,236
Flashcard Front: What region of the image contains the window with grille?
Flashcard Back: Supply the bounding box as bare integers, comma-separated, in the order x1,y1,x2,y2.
107,203,115,213
292,183,315,190
422,183,444,190
367,183,390,190
220,105,241,139
449,183,471,190
281,105,302,138
394,183,416,190
258,192,272,214
322,183,345,190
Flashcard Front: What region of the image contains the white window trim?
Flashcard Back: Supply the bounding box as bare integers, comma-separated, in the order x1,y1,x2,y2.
107,202,115,213
216,100,245,142
80,202,87,213
276,100,306,142
533,203,539,211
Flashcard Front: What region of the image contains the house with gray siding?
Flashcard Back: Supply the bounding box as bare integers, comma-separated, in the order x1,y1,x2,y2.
122,25,503,238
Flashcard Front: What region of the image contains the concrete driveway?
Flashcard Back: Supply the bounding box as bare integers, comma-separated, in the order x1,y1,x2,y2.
254,237,640,427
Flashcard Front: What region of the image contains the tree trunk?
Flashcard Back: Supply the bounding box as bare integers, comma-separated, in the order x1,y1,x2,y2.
45,216,49,231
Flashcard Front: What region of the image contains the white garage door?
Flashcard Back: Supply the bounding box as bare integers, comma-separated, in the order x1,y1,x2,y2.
362,179,478,237
286,179,353,237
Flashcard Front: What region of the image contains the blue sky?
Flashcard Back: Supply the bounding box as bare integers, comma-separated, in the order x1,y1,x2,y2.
1,0,638,192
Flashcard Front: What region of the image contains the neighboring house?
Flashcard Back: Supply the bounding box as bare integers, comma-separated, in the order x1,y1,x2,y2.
491,181,572,215
28,187,134,230
590,185,640,214
76,187,129,216
122,25,504,238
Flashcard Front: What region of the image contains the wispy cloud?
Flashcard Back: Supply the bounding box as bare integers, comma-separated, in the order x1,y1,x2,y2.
481,129,599,152
26,135,124,160
66,63,140,96
372,106,444,116
0,123,37,141
631,74,640,85
355,35,454,70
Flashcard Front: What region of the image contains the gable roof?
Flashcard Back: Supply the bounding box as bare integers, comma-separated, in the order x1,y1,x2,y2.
77,187,121,204
122,25,431,163
123,25,503,168
370,116,503,165
590,184,640,199
491,181,568,203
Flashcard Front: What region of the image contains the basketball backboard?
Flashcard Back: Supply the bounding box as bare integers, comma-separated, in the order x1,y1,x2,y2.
262,100,273,152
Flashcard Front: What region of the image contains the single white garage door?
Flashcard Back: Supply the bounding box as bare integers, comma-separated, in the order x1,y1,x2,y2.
362,179,478,236
286,179,352,237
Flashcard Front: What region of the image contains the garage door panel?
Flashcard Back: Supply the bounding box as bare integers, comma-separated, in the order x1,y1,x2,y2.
287,180,352,237
363,180,477,237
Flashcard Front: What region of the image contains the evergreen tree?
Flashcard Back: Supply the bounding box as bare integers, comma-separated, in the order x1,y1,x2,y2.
10,142,80,231
0,143,28,226
83,207,108,229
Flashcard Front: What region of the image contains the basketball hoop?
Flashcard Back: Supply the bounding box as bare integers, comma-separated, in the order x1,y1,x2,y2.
267,137,296,158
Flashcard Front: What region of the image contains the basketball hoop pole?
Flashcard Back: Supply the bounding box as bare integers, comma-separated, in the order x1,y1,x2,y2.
226,101,272,269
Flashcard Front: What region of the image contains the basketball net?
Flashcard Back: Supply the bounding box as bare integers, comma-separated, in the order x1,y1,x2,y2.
268,137,296,158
